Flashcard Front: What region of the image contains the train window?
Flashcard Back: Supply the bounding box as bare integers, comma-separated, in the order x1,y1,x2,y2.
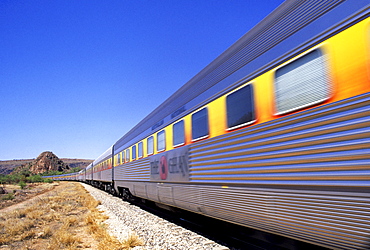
173,120,185,147
147,136,154,155
192,108,209,141
274,49,330,115
122,151,125,163
116,154,120,166
157,130,166,152
226,84,255,130
132,145,137,160
138,142,143,158
125,149,130,162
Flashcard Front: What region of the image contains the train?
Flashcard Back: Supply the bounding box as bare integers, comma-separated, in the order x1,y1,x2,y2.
45,1,370,249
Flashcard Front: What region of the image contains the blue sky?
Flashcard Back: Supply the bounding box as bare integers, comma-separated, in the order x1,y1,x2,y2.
0,0,284,160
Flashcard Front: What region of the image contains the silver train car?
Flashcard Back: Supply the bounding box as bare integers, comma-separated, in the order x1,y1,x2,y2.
85,163,93,182
47,1,370,249
45,172,78,181
77,169,85,182
89,147,114,191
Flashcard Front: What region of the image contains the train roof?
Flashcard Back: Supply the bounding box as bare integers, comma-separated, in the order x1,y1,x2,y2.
85,163,93,170
114,0,368,151
93,146,113,165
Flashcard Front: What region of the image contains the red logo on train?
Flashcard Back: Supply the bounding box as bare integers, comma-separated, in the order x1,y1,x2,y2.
159,155,168,180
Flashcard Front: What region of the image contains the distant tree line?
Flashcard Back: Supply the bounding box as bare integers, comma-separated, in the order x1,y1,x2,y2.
40,166,82,177
0,166,82,185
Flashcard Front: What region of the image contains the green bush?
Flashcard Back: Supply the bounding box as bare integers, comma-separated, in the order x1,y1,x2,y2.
5,174,26,184
19,181,27,189
43,178,53,183
1,168,79,185
0,174,6,184
41,170,63,176
1,193,15,200
26,175,44,183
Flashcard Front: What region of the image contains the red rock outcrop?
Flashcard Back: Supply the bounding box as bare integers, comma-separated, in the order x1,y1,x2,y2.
28,151,70,174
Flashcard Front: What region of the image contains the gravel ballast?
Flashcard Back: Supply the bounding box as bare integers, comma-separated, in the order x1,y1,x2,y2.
81,183,229,250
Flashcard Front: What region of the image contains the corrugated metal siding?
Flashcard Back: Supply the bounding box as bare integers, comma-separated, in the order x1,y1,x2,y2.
145,183,159,202
173,185,201,213
196,185,370,249
188,93,370,249
95,171,101,181
158,186,174,205
133,184,148,199
190,93,370,186
114,158,150,181
100,168,112,183
269,189,370,249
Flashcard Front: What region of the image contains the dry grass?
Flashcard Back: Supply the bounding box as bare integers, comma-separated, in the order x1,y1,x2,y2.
121,234,144,249
0,183,57,210
0,182,144,249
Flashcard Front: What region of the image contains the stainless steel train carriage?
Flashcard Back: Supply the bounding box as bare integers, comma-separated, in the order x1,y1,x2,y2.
43,0,370,249
77,169,85,182
90,147,114,191
46,172,78,181
43,170,84,182
85,163,93,183
108,1,370,249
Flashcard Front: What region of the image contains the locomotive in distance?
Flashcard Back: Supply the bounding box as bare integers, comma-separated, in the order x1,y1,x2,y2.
45,1,370,249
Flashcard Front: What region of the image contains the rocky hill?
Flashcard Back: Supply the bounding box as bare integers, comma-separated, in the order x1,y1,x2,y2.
0,159,33,175
0,152,93,175
28,151,70,174
60,158,93,170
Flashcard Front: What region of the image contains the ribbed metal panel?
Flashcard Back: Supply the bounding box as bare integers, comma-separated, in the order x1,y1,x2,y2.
194,185,370,249
190,93,370,186
114,158,150,181
86,172,92,181
85,164,92,181
95,170,101,181
172,185,201,212
100,168,112,183
187,93,370,249
133,184,148,199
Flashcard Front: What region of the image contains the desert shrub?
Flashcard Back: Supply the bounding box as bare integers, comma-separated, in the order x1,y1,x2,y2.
26,174,44,183
0,175,6,184
44,178,53,183
122,234,144,249
18,181,26,189
41,170,63,176
1,193,15,200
